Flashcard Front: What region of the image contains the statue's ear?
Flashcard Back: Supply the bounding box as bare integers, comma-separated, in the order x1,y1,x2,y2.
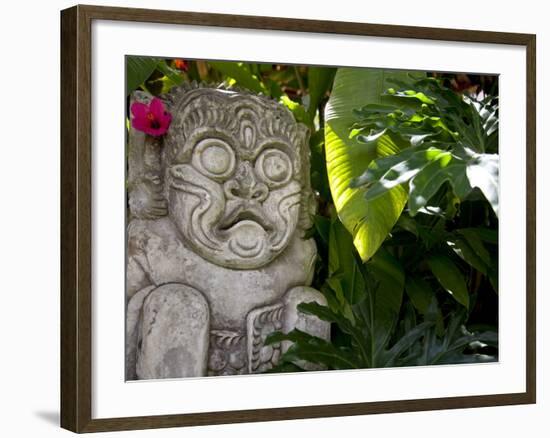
296,123,316,233
296,123,309,149
127,91,168,220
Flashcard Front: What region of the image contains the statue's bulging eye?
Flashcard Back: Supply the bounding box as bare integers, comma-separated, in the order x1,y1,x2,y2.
192,139,236,179
256,149,292,186
264,154,288,182
202,145,231,174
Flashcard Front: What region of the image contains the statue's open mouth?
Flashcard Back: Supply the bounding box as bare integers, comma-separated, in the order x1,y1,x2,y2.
219,207,273,233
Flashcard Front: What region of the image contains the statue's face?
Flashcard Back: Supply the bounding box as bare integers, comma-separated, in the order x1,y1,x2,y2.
165,90,307,269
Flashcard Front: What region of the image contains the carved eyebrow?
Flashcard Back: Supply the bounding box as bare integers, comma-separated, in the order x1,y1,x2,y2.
258,111,302,144
251,140,295,157
165,90,307,167
180,98,238,133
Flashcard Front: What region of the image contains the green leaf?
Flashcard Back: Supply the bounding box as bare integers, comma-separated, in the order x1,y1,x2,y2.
298,302,356,336
325,277,356,324
380,321,434,367
313,215,330,245
263,78,285,99
268,325,360,369
307,67,336,118
369,249,405,353
465,152,499,217
327,217,366,304
309,129,331,201
324,68,414,261
475,330,499,348
299,301,370,367
427,255,470,308
405,276,433,314
126,56,160,95
456,229,491,265
282,342,358,370
446,238,487,274
362,148,451,201
353,104,401,120
319,283,341,314
396,215,418,236
267,328,360,370
351,144,430,187
265,328,317,345
209,61,268,94
460,227,498,245
488,266,499,293
156,60,185,86
280,95,310,125
350,76,499,221
408,158,472,216
386,89,436,104
264,362,305,373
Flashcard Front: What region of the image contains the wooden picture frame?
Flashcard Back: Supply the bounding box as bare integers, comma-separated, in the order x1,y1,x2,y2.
60,4,536,433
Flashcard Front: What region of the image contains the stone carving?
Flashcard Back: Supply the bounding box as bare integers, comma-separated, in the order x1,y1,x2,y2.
126,84,330,380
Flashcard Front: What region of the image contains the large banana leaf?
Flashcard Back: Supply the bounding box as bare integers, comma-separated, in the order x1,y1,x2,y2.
324,68,412,261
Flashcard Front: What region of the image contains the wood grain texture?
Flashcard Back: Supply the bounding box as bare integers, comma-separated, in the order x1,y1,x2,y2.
525,34,537,404
61,5,93,432
60,5,78,432
79,393,534,433
79,4,533,45
60,4,537,433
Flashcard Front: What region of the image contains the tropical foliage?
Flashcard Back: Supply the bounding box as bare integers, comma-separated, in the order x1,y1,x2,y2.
127,56,499,371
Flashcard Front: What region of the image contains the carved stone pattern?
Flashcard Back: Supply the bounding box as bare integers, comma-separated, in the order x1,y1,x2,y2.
247,303,284,373
207,330,247,376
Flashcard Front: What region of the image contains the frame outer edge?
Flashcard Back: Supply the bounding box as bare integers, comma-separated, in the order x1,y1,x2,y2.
61,4,94,433
77,3,534,45
77,3,94,433
60,5,79,433
525,34,536,404
60,4,537,432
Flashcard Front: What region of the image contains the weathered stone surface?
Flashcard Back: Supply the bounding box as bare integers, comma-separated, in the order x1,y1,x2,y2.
127,91,167,220
126,84,330,380
136,283,209,379
282,287,330,371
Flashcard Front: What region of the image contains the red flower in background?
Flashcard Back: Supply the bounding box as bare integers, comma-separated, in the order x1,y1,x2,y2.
173,59,189,71
131,98,172,137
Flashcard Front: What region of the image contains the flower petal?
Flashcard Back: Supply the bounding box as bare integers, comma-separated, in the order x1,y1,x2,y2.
131,117,150,133
130,98,171,136
130,101,149,119
160,112,172,126
149,98,165,118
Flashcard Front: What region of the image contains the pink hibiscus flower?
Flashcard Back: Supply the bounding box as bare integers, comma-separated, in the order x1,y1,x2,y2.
130,97,172,137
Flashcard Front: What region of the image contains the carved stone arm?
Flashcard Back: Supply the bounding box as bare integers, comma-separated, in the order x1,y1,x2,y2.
246,286,330,373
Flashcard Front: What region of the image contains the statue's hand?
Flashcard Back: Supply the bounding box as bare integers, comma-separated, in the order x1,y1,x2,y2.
280,286,330,371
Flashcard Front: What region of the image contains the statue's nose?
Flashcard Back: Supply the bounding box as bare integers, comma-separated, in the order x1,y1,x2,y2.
224,162,268,202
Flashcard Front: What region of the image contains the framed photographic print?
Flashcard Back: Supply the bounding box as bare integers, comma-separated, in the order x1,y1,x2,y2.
60,4,536,433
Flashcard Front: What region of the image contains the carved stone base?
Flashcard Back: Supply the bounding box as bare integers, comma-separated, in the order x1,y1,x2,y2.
127,283,330,379
247,303,284,373
207,330,247,376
